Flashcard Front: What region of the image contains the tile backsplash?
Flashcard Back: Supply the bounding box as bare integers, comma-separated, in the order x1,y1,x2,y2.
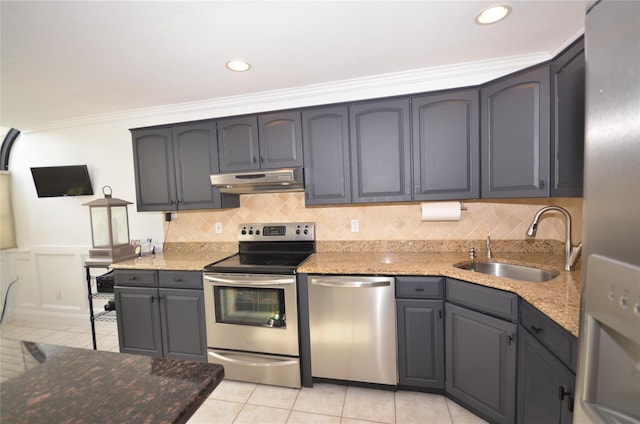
164,193,583,246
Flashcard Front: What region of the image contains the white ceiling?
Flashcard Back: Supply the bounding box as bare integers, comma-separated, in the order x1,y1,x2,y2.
1,1,589,130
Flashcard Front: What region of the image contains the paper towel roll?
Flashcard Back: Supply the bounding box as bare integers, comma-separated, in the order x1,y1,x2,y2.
421,201,461,221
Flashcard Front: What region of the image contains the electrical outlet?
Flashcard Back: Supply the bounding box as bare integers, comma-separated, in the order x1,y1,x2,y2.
351,219,359,232
215,222,223,234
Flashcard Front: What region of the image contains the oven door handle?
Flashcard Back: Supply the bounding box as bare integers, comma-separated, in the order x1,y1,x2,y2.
204,274,295,286
208,351,298,367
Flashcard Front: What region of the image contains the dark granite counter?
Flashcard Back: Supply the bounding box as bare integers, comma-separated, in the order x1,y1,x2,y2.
0,339,224,423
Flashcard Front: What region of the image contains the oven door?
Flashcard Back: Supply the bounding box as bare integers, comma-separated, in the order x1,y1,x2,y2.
203,273,299,357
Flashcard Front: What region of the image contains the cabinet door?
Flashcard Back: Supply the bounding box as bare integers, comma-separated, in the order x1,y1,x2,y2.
217,116,260,172
446,302,517,424
302,106,351,205
397,299,444,389
159,288,207,362
131,128,176,211
412,90,480,200
258,111,304,169
481,66,550,198
173,121,223,210
550,38,585,197
518,328,575,424
115,286,163,358
350,98,412,203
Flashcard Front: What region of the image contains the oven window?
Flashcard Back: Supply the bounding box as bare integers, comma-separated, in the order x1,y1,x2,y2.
214,286,286,328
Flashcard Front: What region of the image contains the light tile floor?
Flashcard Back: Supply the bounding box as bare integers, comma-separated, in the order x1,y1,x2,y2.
0,319,487,424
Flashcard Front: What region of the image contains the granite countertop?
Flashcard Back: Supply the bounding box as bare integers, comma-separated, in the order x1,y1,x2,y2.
0,339,224,423
298,251,581,337
110,251,236,271
109,242,580,337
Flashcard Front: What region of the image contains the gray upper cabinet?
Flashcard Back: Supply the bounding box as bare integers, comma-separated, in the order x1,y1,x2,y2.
218,112,303,172
217,116,260,172
132,123,239,212
258,111,304,169
481,65,551,198
302,106,351,205
550,38,585,197
350,98,412,203
132,128,176,212
412,89,480,200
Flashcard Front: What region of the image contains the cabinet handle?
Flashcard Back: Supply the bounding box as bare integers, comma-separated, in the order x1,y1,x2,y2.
252,156,257,164
260,156,265,163
415,288,424,292
150,295,156,303
170,200,176,206
174,278,182,282
507,334,514,346
129,277,137,281
558,386,572,401
439,309,442,319
530,325,543,334
559,386,574,411
540,180,545,188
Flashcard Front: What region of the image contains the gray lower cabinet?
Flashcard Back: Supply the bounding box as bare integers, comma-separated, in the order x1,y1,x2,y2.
350,98,412,203
518,328,575,424
412,89,480,200
396,276,445,390
131,123,239,212
302,106,351,205
445,279,518,424
480,65,551,198
114,270,207,362
218,112,303,172
518,299,577,423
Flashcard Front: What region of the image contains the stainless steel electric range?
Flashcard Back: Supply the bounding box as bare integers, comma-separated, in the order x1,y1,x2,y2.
202,222,315,388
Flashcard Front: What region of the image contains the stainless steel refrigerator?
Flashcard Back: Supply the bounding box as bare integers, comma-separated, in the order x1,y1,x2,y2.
574,1,640,423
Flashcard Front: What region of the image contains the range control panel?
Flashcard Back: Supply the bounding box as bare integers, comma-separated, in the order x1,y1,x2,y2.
238,222,315,242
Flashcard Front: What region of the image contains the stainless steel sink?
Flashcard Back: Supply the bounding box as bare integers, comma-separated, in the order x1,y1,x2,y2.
454,261,559,282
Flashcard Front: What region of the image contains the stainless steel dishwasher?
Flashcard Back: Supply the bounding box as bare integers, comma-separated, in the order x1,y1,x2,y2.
308,275,397,385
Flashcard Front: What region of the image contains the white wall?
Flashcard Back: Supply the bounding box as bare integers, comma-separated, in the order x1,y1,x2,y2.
0,52,553,324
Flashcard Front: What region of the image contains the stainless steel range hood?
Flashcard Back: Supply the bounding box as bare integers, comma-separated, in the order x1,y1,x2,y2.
210,167,304,194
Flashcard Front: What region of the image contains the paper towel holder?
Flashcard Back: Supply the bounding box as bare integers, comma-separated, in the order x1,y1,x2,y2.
460,201,468,211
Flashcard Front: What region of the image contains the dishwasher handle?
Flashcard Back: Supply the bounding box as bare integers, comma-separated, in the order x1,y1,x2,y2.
310,276,393,288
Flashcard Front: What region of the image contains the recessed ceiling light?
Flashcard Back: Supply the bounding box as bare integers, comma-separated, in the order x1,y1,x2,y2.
225,59,251,72
475,5,512,25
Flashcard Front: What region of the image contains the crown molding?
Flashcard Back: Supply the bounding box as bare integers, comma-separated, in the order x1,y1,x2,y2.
24,52,550,134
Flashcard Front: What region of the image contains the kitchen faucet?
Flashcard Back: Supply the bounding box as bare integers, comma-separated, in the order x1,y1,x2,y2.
526,206,582,271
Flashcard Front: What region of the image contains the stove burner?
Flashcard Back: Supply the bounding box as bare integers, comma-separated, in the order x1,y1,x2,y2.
203,222,315,274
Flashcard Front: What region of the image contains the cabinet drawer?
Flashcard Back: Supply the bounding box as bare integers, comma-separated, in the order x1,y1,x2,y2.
159,271,203,289
396,276,444,299
445,278,518,322
520,299,578,371
114,270,157,288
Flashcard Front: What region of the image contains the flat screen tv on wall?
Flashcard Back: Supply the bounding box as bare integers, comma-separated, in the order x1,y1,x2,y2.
30,165,94,198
